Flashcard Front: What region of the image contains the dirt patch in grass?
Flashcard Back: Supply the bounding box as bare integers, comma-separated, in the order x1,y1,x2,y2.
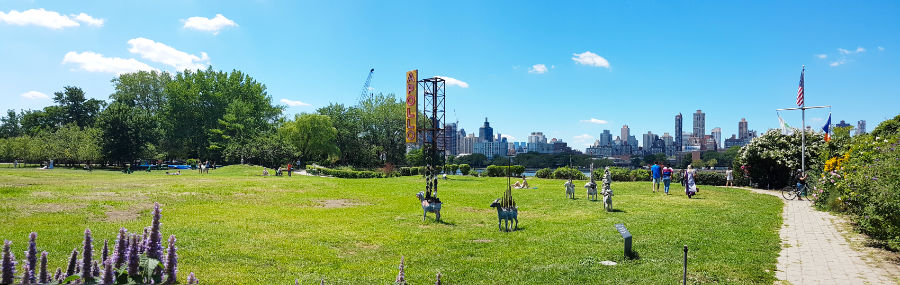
101,204,154,222
458,206,492,213
316,199,370,208
21,203,86,214
471,239,493,243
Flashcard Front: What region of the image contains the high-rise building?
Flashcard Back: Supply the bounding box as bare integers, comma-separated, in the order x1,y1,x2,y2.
675,113,683,152
621,125,631,146
857,120,867,135
627,135,638,149
598,130,613,146
458,134,478,154
692,110,705,139
661,133,675,155
738,118,749,139
443,123,459,155
642,131,658,150
835,120,852,128
528,132,547,144
711,127,722,149
478,117,493,142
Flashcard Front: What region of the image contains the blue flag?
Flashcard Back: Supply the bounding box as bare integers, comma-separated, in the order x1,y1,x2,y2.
822,113,832,142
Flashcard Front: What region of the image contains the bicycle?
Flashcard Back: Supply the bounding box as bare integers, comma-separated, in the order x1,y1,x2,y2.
781,182,811,200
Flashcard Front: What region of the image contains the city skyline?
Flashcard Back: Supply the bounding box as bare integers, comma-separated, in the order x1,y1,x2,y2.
2,1,898,149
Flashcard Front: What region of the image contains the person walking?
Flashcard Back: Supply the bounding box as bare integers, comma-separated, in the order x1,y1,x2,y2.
662,166,673,195
650,163,662,193
684,165,698,198
725,167,734,187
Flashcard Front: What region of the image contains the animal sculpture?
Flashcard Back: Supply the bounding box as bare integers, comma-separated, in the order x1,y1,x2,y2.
416,191,441,221
602,167,613,211
490,198,518,232
564,179,576,199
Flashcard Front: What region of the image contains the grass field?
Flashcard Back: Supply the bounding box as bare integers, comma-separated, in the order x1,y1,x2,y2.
0,166,782,284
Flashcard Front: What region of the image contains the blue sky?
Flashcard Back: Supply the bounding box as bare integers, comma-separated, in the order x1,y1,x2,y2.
2,1,899,149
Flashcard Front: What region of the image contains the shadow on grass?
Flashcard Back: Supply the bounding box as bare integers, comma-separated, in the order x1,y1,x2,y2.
433,219,457,226
608,209,626,213
626,250,641,260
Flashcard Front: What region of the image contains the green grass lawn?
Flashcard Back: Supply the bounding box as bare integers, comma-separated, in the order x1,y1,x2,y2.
0,165,782,284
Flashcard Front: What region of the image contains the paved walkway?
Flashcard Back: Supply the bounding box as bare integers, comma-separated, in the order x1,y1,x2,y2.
746,188,899,285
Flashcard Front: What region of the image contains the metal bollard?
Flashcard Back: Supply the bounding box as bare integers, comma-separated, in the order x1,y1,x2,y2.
683,245,688,285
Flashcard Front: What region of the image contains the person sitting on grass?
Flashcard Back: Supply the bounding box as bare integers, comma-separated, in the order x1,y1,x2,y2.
263,168,269,176
512,176,529,189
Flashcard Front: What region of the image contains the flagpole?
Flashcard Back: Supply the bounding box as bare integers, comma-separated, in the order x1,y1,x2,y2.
801,65,806,175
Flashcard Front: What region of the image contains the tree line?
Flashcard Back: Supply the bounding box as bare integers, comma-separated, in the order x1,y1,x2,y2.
0,68,409,169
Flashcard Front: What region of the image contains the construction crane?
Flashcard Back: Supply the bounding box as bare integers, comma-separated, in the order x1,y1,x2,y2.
359,68,375,101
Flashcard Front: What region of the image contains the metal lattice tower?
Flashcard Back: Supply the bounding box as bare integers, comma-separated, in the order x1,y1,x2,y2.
419,77,446,200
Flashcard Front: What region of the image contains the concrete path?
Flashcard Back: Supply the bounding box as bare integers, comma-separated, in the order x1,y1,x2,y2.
746,188,899,284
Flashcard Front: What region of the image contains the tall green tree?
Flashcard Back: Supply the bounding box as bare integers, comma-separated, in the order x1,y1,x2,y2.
280,113,340,165
163,67,282,162
317,103,372,166
52,86,106,128
96,102,154,165
0,110,22,138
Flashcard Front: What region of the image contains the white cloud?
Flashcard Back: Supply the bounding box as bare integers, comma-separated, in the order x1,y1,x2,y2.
0,8,95,29
73,13,104,27
574,134,594,140
571,51,610,68
62,51,157,74
280,99,310,107
127,38,209,71
580,118,609,125
183,14,237,35
20,91,49,100
838,47,866,55
878,46,885,51
829,58,848,67
573,134,595,147
436,76,469,88
815,54,827,59
500,134,516,141
528,64,548,74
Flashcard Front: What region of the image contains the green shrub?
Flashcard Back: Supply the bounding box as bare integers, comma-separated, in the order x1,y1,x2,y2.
446,164,459,175
694,171,725,185
552,166,587,180
399,167,411,176
307,166,386,179
503,165,526,177
485,165,505,177
535,168,552,178
416,166,426,176
609,167,631,182
631,169,650,181
459,164,472,176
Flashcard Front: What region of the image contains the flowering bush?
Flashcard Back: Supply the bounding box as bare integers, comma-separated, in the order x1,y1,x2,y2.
814,114,900,251
735,129,826,189
0,203,198,284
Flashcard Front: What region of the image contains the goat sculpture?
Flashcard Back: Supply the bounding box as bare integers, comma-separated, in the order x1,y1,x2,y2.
564,179,575,199
490,186,518,232
416,191,441,221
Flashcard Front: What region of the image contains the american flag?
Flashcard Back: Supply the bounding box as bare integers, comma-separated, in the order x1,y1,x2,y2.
797,68,804,107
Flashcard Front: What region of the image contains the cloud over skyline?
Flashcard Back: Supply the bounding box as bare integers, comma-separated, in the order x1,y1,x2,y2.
62,51,157,74
280,99,311,107
20,90,49,100
580,118,609,125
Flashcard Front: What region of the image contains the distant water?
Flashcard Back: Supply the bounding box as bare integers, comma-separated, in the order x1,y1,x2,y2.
470,169,592,177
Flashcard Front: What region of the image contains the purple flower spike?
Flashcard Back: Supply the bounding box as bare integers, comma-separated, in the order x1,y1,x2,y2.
148,203,164,261
127,235,140,278
164,235,177,284
103,260,114,285
114,227,128,268
2,241,17,285
53,267,61,282
65,248,78,278
82,228,95,282
101,239,109,265
186,272,198,284
39,251,48,283
92,260,99,278
25,232,37,283
19,263,29,284
436,272,442,285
